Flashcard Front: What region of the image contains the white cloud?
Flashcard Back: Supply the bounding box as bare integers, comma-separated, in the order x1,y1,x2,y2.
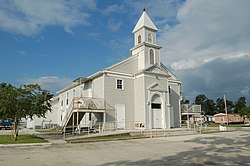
0,0,96,36
158,0,250,70
141,0,250,104
106,19,123,32
101,4,125,15
17,50,26,57
19,76,72,94
176,56,250,103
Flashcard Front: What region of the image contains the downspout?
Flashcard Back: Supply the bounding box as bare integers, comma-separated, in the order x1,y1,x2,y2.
103,72,106,130
179,84,182,128
166,81,171,129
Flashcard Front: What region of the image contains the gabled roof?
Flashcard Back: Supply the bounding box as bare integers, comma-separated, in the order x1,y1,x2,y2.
132,10,158,33
160,63,181,82
147,82,168,92
143,63,170,77
105,55,137,72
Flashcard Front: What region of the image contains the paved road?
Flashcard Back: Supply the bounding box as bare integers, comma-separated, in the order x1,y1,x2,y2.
0,129,250,166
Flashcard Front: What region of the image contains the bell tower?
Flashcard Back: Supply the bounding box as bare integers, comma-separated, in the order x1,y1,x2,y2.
131,9,162,70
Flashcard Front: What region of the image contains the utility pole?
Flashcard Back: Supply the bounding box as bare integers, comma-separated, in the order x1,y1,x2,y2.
224,95,228,125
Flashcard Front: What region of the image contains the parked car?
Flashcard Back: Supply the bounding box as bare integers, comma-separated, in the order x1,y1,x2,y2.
0,119,13,130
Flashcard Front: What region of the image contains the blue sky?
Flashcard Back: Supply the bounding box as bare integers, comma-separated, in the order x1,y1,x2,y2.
1,0,250,104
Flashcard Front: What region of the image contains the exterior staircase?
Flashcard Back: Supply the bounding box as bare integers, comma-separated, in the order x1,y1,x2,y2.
61,97,106,131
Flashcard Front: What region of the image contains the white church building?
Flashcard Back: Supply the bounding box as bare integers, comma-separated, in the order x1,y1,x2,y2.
27,10,182,131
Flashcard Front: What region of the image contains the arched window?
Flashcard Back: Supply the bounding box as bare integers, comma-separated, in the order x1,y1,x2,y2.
149,49,154,64
138,35,141,44
151,94,161,109
148,34,152,43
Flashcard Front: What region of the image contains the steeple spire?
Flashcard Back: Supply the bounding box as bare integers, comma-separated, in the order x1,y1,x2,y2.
132,10,158,33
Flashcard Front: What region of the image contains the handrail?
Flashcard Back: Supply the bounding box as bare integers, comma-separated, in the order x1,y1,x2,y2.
61,98,75,128
61,97,106,129
73,97,105,110
181,104,201,113
98,121,144,132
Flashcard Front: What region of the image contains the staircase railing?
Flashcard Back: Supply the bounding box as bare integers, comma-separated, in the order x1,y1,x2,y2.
61,97,106,129
61,98,75,128
181,104,201,113
73,97,105,110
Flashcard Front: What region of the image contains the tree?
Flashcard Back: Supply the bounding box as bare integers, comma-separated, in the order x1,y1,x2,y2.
204,99,216,115
216,98,224,113
181,99,190,104
194,94,207,106
0,83,52,141
195,94,216,115
226,99,235,113
235,97,246,113
239,107,250,123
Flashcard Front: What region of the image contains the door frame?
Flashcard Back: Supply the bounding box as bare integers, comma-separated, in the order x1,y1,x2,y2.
115,104,126,129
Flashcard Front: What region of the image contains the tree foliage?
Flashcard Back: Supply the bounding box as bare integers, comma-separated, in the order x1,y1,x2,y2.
215,98,225,113
0,83,53,141
194,94,216,115
235,97,246,113
194,94,239,115
226,100,235,113
239,107,250,119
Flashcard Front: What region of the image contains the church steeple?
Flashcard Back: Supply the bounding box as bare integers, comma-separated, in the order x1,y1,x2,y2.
131,9,161,70
132,10,158,33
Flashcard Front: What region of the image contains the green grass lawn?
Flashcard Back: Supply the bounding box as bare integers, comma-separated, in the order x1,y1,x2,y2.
0,134,48,144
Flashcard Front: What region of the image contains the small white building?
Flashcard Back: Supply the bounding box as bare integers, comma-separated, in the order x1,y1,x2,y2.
27,10,182,130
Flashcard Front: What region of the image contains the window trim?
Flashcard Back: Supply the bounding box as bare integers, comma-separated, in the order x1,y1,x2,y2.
116,78,124,90
148,33,152,43
149,49,155,64
138,35,141,44
61,95,64,106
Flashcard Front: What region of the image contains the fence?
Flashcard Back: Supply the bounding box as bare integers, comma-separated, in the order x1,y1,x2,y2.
61,120,201,140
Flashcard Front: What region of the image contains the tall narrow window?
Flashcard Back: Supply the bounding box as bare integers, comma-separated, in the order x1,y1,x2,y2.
168,86,172,94
66,92,69,105
116,79,123,90
148,34,152,43
149,49,154,64
89,113,92,121
61,95,63,106
138,35,141,44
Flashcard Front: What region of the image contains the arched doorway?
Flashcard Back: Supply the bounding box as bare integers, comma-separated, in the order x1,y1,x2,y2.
151,94,162,128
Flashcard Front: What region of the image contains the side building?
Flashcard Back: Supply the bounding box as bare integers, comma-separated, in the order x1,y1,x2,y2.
27,10,182,130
